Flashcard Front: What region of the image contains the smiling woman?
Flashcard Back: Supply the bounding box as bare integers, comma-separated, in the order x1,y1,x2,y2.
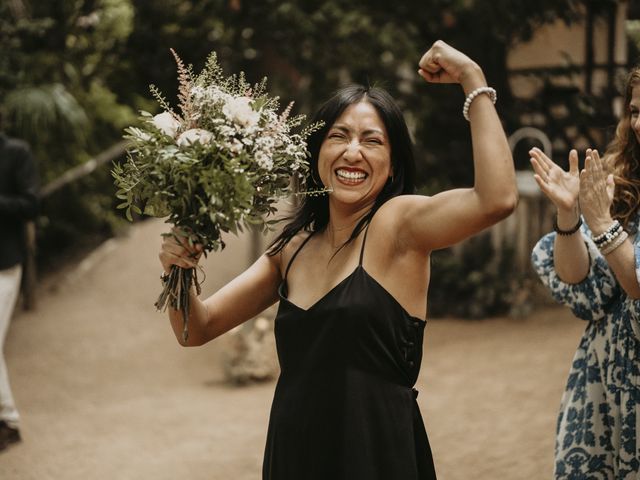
158,40,518,480
268,84,417,258
320,103,393,201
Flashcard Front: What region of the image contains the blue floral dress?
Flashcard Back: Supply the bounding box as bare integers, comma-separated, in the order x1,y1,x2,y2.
531,215,640,479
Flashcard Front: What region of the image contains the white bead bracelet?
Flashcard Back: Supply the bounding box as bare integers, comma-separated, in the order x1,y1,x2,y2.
462,86,497,121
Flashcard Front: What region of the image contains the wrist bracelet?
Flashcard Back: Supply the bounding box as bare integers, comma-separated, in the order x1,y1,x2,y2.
592,220,622,246
553,215,582,235
600,230,628,255
462,86,497,121
594,225,623,249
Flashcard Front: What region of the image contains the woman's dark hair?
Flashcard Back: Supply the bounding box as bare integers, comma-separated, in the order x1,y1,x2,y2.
267,84,416,256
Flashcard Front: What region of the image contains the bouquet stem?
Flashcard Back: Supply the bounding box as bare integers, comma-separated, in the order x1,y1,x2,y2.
155,265,201,343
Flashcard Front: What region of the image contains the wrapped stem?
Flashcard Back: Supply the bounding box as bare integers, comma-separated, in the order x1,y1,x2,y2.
155,265,201,342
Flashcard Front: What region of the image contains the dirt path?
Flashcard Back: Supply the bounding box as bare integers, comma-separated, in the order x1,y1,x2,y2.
0,218,584,479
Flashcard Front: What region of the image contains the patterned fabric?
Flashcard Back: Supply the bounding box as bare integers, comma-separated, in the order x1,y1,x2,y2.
532,215,640,479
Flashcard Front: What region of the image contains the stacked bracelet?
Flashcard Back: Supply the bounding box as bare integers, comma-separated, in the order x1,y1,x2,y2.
463,86,497,121
600,230,628,255
592,220,622,248
553,215,582,235
592,220,628,255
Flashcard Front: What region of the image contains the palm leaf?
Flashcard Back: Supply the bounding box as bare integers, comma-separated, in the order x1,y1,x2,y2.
4,83,88,143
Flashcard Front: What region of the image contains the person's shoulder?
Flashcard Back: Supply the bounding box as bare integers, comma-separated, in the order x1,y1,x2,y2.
274,229,315,275
281,230,314,257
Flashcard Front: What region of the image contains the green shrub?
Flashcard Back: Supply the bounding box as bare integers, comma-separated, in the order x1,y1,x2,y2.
428,234,518,319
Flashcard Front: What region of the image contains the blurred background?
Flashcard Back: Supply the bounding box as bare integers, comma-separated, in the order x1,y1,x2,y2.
1,1,640,479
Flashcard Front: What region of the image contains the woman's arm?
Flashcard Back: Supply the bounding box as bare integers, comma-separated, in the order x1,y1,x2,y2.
160,233,282,346
551,208,590,284
599,240,640,299
580,150,640,299
529,148,591,284
529,147,590,283
532,147,640,298
531,229,619,321
396,41,517,252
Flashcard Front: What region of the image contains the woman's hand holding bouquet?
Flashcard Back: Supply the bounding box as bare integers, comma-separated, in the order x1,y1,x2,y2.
113,50,320,341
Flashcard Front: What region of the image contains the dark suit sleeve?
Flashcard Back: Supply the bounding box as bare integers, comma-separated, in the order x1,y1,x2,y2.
0,143,39,220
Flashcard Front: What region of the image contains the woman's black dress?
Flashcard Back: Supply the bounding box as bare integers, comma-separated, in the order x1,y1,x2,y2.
263,226,437,480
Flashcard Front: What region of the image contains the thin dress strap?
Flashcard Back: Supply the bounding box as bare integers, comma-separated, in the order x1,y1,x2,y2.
283,231,316,281
358,222,372,266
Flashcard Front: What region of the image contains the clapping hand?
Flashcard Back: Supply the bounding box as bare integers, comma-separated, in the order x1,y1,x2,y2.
579,149,615,235
529,147,590,212
530,147,580,215
531,147,616,235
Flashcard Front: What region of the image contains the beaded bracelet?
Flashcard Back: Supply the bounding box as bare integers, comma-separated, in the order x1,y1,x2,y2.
553,215,582,236
592,220,622,247
462,86,497,121
600,230,628,256
595,226,624,249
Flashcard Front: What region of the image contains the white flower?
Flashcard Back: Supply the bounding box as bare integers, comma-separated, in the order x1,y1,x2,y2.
210,87,233,103
151,112,181,138
177,128,214,146
265,111,278,124
190,86,205,98
222,96,260,127
256,136,275,151
192,85,232,105
285,144,299,155
218,125,236,138
228,139,244,154
255,151,273,170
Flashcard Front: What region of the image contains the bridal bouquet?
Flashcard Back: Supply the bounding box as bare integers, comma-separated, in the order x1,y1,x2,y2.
113,49,320,341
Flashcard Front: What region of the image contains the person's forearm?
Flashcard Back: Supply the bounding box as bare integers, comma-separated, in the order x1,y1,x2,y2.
168,290,211,346
553,208,589,283
553,235,590,284
463,66,518,218
584,212,640,298
598,236,640,299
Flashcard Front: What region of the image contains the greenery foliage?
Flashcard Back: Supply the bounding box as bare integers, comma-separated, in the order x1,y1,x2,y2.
428,235,518,319
113,50,318,252
0,0,137,271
